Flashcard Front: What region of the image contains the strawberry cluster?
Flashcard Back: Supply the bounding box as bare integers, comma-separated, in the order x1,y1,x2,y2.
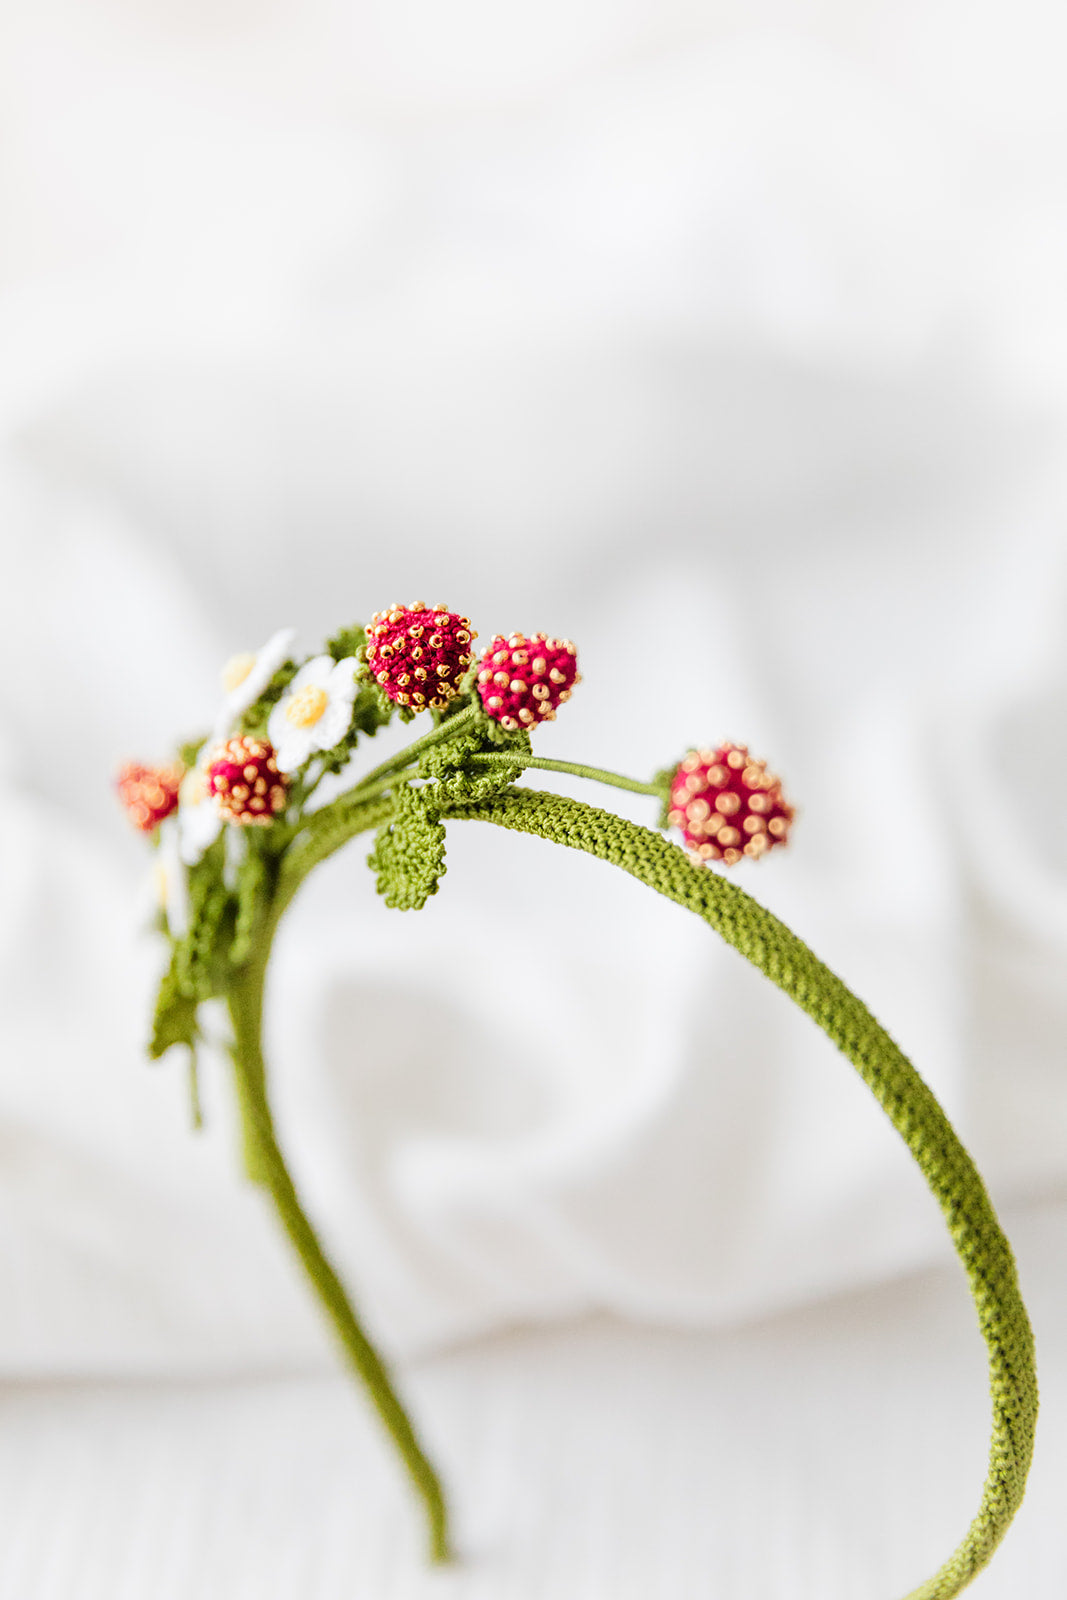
668,743,793,865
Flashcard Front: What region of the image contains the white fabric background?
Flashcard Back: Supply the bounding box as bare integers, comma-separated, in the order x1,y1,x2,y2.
0,1,1065,1594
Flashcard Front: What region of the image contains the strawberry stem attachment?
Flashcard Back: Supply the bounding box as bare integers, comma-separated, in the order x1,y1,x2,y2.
466,752,662,798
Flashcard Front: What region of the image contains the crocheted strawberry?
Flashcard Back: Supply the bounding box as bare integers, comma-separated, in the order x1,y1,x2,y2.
207,737,288,826
116,762,183,832
668,743,793,865
476,632,580,731
365,602,477,711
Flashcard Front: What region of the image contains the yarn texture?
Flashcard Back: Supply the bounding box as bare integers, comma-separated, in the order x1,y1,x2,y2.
126,614,1038,1596
441,787,1038,1600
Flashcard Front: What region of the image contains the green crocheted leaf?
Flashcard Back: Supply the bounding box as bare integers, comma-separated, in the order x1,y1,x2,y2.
325,623,367,662
178,735,208,771
367,784,447,910
149,957,200,1060
417,715,531,802
167,839,239,1001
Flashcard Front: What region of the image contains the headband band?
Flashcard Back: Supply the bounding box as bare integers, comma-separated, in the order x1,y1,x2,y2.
118,605,1037,1598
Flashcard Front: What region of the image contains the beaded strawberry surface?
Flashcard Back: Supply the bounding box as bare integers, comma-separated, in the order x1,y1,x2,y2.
206,736,288,826
364,602,476,711
476,631,580,731
668,743,794,865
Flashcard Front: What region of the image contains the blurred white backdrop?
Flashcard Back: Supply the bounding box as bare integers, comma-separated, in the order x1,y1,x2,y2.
0,2,1065,1596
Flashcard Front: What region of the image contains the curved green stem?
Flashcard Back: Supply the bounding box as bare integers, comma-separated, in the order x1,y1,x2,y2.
438,787,1037,1600
468,752,662,797
219,753,1036,1596
229,800,451,1563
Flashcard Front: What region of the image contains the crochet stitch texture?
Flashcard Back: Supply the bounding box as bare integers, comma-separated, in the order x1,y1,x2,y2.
122,610,1038,1599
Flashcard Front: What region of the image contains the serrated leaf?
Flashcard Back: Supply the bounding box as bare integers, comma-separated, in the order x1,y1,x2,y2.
367,784,446,911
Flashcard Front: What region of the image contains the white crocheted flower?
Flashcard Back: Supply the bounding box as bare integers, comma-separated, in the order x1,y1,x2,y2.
212,627,297,740
268,655,360,773
176,761,223,865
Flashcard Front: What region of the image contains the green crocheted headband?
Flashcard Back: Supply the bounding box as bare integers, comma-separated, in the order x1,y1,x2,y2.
118,603,1037,1600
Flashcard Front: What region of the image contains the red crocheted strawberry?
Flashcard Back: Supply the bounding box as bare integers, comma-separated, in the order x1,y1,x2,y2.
365,602,477,711
116,762,183,832
668,743,793,865
207,736,288,826
476,632,580,731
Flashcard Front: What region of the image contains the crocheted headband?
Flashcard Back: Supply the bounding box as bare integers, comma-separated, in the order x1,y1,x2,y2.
118,604,1037,1599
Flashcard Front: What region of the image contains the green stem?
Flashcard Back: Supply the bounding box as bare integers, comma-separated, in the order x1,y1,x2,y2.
229,802,451,1563
468,752,662,798
216,746,1037,1596
344,702,479,798
438,787,1037,1600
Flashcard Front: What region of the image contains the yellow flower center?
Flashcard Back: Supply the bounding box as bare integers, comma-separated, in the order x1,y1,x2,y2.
222,652,256,692
286,685,329,728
